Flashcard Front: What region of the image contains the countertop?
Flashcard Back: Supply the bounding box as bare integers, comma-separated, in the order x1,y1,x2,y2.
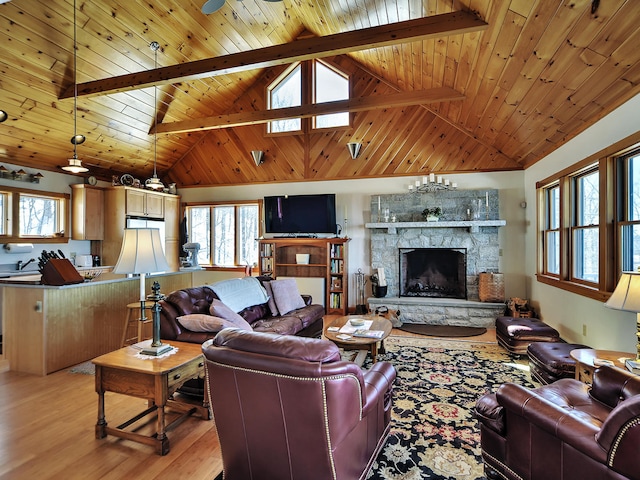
0,266,121,287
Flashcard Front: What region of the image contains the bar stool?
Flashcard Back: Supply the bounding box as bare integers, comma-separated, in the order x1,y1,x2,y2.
122,301,154,347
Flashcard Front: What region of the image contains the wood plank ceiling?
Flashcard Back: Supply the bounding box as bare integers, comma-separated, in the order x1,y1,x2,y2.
0,0,639,188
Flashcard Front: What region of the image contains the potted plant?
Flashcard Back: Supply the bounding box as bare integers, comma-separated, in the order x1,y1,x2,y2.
422,207,442,222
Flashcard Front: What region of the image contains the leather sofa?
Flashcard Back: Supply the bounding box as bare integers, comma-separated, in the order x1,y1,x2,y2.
202,328,397,480
159,276,324,344
475,366,640,480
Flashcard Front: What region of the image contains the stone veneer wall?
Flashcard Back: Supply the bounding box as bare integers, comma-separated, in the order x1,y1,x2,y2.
368,189,505,327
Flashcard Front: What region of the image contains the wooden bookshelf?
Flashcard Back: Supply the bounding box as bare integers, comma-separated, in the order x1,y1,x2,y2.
258,238,349,315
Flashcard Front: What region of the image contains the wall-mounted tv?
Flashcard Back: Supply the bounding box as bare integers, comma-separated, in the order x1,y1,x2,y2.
264,194,337,235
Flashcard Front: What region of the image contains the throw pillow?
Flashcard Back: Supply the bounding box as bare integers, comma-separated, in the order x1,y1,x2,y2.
209,299,253,330
262,281,280,316
270,278,306,315
177,314,243,333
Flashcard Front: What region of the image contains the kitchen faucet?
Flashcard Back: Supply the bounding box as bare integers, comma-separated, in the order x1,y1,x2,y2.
17,258,35,271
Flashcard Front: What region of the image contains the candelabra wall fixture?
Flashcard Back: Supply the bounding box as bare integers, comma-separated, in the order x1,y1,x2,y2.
408,174,457,192
0,166,43,183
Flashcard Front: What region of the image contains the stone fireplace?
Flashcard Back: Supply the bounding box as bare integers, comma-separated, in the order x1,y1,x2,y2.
366,189,506,327
399,248,467,299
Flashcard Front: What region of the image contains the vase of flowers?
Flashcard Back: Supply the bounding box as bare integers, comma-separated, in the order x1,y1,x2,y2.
422,207,442,222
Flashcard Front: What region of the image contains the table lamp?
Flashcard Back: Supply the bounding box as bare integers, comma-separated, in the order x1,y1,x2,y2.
605,271,640,361
113,228,172,355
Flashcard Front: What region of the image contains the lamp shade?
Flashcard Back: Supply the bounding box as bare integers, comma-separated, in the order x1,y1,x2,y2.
605,271,640,312
113,228,169,275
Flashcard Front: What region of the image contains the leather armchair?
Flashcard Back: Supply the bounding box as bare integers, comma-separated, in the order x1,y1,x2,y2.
202,328,397,480
475,366,640,480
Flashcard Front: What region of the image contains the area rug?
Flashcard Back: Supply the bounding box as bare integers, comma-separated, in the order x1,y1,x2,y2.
366,336,533,480
398,324,487,337
68,361,95,375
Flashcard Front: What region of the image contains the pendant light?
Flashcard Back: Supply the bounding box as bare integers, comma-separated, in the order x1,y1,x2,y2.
145,41,164,191
62,0,88,174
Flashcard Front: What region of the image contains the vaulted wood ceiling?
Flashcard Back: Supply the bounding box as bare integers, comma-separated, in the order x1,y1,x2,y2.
1,0,639,188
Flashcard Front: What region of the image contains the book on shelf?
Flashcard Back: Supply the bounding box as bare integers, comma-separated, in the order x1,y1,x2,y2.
353,329,385,339
625,359,640,374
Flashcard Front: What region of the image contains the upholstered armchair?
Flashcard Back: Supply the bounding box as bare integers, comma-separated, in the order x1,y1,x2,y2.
202,328,396,480
475,366,640,480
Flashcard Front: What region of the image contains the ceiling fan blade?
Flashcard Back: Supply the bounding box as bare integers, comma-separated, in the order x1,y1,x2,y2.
202,0,226,14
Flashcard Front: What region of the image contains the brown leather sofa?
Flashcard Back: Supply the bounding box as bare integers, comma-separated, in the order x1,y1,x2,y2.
159,276,324,344
203,328,397,480
475,366,640,480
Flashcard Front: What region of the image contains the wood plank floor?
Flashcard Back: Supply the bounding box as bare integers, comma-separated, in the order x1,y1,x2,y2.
0,322,496,480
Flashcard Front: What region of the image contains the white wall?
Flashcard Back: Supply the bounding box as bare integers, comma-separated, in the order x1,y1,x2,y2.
524,93,640,352
180,170,526,307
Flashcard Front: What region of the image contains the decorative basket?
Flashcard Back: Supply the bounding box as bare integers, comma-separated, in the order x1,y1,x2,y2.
479,272,505,302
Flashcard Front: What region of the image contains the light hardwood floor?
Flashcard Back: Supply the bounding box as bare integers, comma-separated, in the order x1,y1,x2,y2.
0,320,496,480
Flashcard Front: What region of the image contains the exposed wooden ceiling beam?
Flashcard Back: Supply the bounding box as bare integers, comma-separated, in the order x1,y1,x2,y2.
60,11,487,99
156,87,465,134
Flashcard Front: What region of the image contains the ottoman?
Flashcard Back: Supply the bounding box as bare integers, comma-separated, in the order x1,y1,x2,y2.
495,316,561,355
527,341,591,384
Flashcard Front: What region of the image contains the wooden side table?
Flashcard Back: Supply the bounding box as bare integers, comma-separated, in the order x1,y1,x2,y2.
93,340,211,455
121,301,154,347
570,348,634,384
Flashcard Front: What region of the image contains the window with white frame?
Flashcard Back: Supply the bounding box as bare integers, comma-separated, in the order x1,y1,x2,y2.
186,202,260,268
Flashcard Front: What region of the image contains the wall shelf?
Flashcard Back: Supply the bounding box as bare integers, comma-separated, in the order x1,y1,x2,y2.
258,238,349,315
365,220,506,234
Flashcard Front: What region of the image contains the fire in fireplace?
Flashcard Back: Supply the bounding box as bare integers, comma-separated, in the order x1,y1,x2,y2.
399,248,467,299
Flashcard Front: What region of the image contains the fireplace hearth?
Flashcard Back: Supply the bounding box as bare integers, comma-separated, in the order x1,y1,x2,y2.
399,248,466,299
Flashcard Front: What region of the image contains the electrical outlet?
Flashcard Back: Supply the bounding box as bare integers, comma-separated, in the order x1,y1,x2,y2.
35,301,43,313
582,324,587,336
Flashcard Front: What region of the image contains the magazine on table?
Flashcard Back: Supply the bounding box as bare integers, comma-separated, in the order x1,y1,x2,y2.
352,329,385,339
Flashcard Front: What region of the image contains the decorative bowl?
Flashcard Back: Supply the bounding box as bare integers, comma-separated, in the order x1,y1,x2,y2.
349,318,365,326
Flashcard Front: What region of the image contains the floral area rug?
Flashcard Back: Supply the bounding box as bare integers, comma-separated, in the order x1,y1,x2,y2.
366,336,534,480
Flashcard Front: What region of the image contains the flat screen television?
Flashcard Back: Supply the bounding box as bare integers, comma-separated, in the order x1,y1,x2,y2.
264,194,337,235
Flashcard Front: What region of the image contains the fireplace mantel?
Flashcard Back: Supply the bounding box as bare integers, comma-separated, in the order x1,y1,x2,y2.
365,219,506,234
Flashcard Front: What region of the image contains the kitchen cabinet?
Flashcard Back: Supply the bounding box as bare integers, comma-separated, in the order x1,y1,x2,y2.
103,187,179,268
71,184,104,240
125,189,164,218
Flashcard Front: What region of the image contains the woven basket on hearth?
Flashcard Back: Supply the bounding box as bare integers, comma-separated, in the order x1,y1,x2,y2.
478,272,505,302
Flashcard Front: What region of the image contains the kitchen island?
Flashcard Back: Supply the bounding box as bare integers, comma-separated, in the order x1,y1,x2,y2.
1,271,195,375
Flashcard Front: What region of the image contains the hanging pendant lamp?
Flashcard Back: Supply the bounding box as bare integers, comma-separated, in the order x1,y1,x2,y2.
146,41,164,191
62,0,88,174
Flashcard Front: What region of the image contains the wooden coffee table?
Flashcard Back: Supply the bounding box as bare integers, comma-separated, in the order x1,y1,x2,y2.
324,315,392,365
93,340,211,455
570,348,634,384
